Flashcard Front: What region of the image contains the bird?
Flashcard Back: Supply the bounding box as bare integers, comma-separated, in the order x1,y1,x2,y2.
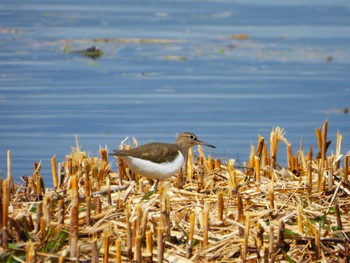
110,132,215,190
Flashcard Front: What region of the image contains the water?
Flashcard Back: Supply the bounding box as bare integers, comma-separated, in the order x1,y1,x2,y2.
1,0,350,187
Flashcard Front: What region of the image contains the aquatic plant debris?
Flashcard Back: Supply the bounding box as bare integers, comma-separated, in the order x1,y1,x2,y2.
63,46,104,59
0,121,350,262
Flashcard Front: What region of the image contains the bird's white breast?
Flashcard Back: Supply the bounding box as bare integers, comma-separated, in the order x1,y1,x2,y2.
121,151,185,181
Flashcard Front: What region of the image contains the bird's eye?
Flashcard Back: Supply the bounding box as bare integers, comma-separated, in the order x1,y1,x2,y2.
189,135,196,140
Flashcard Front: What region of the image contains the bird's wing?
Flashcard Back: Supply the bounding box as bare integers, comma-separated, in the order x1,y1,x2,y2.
112,143,180,163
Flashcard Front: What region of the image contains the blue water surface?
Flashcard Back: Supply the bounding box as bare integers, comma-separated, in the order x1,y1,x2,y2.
0,0,349,187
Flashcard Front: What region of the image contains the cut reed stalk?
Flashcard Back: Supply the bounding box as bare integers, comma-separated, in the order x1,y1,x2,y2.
116,239,122,263
276,221,288,253
141,207,148,239
57,199,64,224
256,223,264,249
307,160,312,195
344,155,349,184
344,240,349,259
125,203,132,259
131,136,138,148
271,127,288,169
157,225,164,263
103,229,110,263
26,215,34,231
227,159,237,192
35,201,43,235
307,146,313,162
203,202,209,248
237,190,244,226
91,163,98,189
261,141,267,168
299,149,307,174
67,156,73,177
315,127,322,156
242,215,250,262
7,150,12,183
37,175,44,199
256,135,265,158
254,156,260,188
214,158,221,170
115,197,123,211
69,174,79,259
287,144,293,171
335,131,342,170
100,148,108,163
317,164,325,193
335,202,343,231
91,238,98,263
40,217,46,240
207,155,214,173
297,204,303,234
187,148,194,181
83,159,91,197
98,163,105,184
94,196,102,215
145,230,153,260
315,225,321,259
161,189,171,241
249,145,255,175
132,218,136,250
269,180,275,210
327,166,334,191
0,177,2,230
51,155,58,189
106,175,112,205
321,120,328,166
25,239,36,263
187,212,195,258
86,196,91,226
217,191,224,222
198,145,210,175
263,245,269,263
135,204,142,263
270,129,278,169
269,225,275,263
43,194,51,226
57,162,62,187
1,178,10,249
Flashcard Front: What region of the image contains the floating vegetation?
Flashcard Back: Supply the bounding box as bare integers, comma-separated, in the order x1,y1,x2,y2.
1,120,350,262
62,38,185,45
324,108,350,115
325,56,333,62
229,33,250,40
78,46,104,59
93,38,185,44
64,46,104,59
163,55,187,61
0,27,20,34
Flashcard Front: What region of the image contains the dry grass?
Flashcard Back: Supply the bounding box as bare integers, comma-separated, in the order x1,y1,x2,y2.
1,121,350,262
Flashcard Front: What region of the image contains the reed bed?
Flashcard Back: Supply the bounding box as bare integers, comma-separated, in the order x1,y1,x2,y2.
1,120,350,262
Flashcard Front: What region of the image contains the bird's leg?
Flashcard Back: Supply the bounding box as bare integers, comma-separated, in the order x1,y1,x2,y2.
141,180,159,200
151,180,159,192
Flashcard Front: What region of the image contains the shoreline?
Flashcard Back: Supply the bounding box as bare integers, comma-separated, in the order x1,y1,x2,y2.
1,121,349,262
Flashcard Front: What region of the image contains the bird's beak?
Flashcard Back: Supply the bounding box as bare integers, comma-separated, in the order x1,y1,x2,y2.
198,140,216,148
